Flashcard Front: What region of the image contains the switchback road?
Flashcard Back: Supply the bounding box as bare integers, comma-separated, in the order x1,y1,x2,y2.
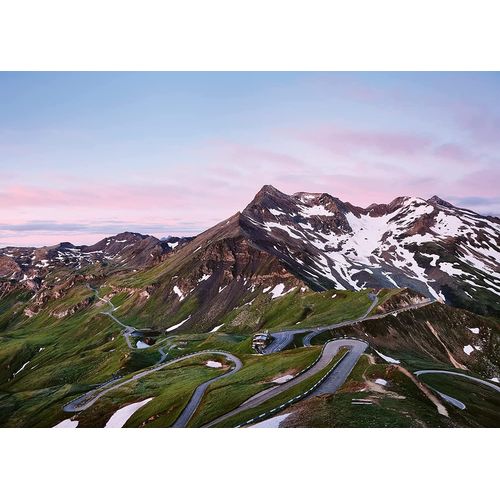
262,292,434,354
172,353,242,427
303,297,434,347
415,370,500,393
63,350,242,414
204,339,367,427
261,292,378,354
308,339,367,396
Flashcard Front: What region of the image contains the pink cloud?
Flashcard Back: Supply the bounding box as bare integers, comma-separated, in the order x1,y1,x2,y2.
297,125,433,157
456,108,500,146
2,118,499,248
0,183,194,210
453,168,500,198
210,141,306,171
433,143,481,164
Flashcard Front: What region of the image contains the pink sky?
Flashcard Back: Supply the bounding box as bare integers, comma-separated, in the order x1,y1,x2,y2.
1,73,499,247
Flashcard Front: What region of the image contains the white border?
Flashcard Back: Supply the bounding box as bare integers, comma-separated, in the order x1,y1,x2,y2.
0,429,498,499
0,0,499,70
0,1,499,499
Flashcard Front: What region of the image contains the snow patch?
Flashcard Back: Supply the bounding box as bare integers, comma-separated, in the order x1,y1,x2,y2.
136,340,149,349
105,398,153,428
53,419,79,428
374,350,400,364
269,208,285,217
166,315,192,332
262,221,303,239
375,378,388,386
468,327,480,334
439,261,470,278
272,374,294,384
205,360,222,368
269,283,286,299
249,413,291,428
173,286,185,301
210,324,224,332
300,204,334,217
463,345,474,356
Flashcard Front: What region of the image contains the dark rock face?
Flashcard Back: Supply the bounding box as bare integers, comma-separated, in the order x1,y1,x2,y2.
160,184,498,318
234,186,500,316
0,256,22,279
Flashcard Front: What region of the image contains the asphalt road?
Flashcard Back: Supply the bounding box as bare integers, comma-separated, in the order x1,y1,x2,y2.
204,339,367,427
261,292,378,354
172,353,242,427
434,390,466,410
63,350,242,413
261,292,380,354
262,293,378,354
415,370,500,393
90,285,170,356
74,287,436,427
302,296,434,347
308,339,367,396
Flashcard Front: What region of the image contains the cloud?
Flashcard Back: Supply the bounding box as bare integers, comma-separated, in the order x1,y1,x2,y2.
456,108,500,146
2,119,499,248
0,220,202,234
0,182,195,210
449,196,500,207
432,143,482,164
453,168,500,198
297,125,433,157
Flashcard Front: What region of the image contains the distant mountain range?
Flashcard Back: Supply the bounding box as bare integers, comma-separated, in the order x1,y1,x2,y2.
2,185,498,317
0,233,193,281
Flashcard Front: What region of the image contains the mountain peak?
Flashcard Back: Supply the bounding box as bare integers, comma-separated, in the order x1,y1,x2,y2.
249,185,290,207
256,184,282,196
427,195,454,208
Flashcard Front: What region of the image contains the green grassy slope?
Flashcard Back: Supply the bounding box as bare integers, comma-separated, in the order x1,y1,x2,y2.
1,261,498,428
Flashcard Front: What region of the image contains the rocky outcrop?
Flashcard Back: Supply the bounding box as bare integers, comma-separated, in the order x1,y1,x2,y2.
234,186,500,316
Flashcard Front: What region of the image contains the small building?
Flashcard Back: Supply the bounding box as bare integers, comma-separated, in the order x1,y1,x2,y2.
252,332,272,352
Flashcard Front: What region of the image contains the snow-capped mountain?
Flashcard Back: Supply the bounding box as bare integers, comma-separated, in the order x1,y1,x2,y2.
238,185,500,316
0,232,191,284
1,185,498,317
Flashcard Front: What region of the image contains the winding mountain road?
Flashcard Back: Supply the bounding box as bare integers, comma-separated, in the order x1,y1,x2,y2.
263,292,434,354
308,339,367,396
261,292,378,355
90,285,171,357
70,287,438,427
172,353,242,427
303,297,434,347
415,370,500,393
204,339,367,427
90,285,137,348
63,350,242,414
